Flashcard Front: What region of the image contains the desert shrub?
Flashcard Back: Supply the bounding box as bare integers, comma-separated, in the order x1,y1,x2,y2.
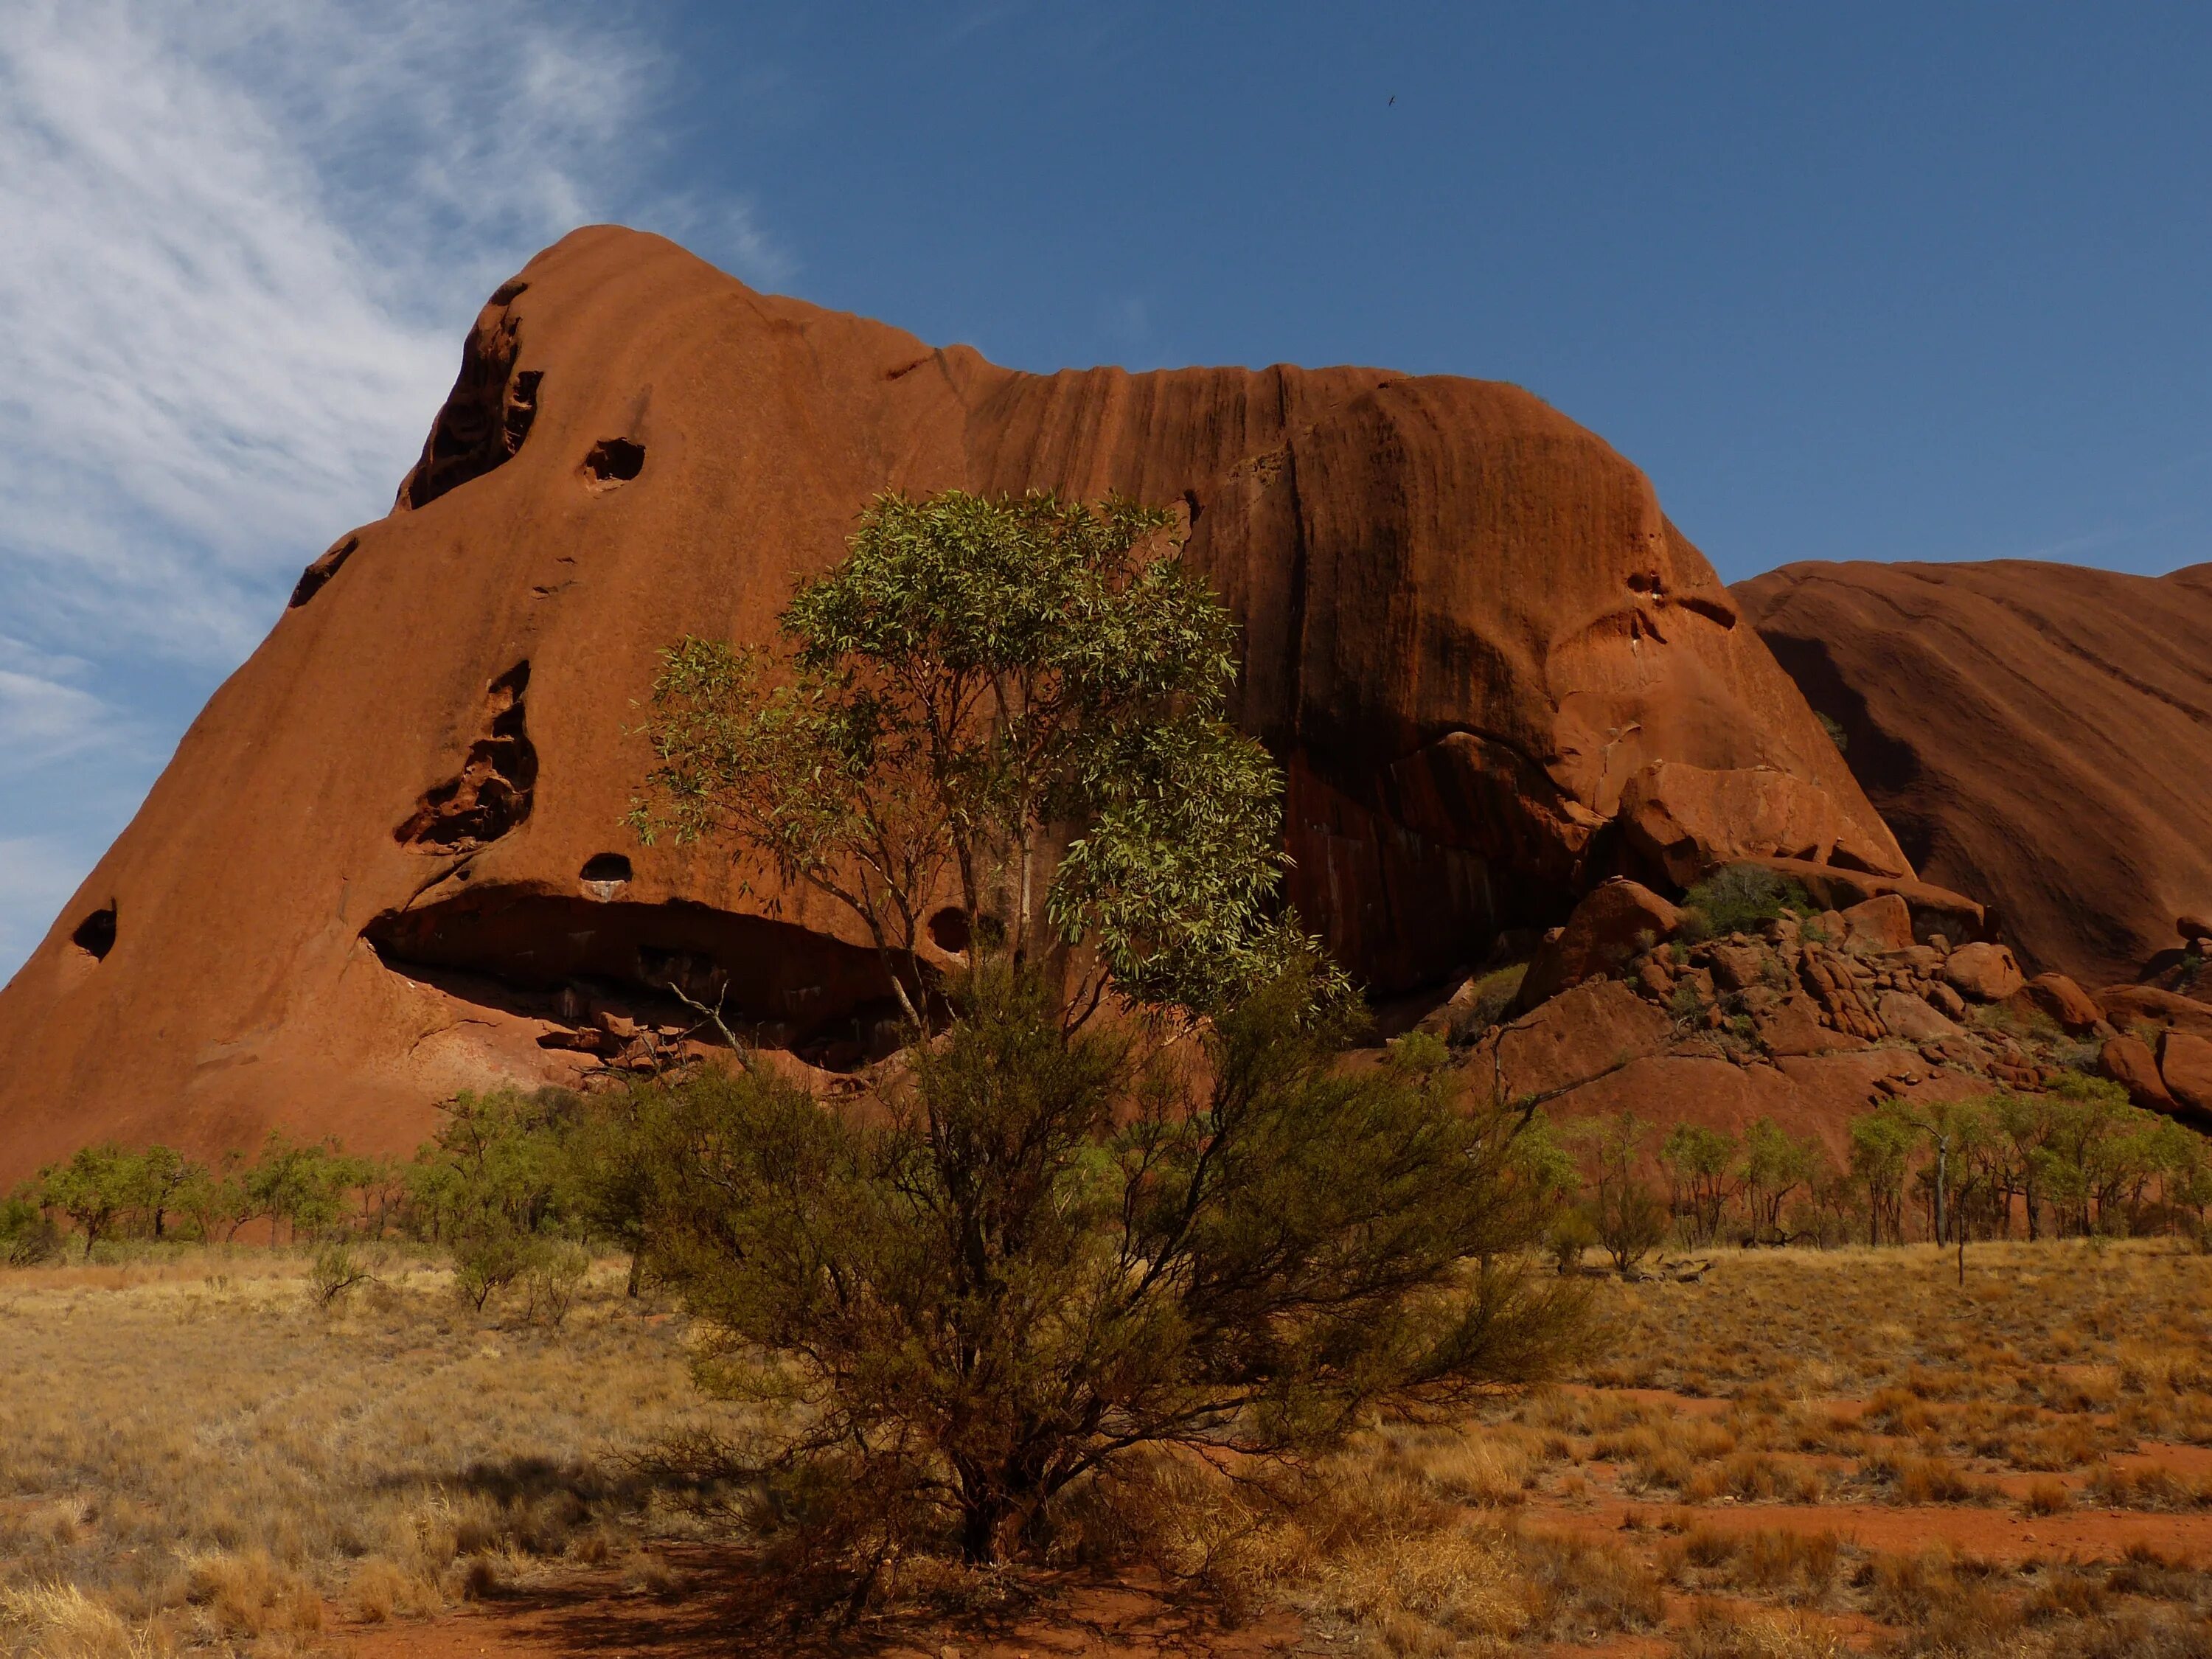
1449,962,1527,1041
524,1240,591,1328
307,1240,376,1308
451,1226,534,1312
1677,863,1814,941
0,1190,61,1267
1548,1206,1600,1275
1579,1111,1667,1276
645,959,1585,1568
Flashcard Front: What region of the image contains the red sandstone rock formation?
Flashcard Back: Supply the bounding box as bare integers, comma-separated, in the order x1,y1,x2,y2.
1736,559,2212,988
0,226,1903,1178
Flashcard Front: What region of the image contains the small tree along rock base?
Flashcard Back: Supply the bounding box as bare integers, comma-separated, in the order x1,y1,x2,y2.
622,489,1587,1583
642,963,1585,1569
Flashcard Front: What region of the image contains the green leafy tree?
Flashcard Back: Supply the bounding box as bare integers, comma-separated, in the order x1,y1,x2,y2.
244,1132,353,1243
1582,1111,1667,1274
629,489,1329,1031
0,1186,62,1265
407,1088,586,1309
644,960,1582,1567
174,1155,254,1244
35,1144,144,1258
1737,1118,1818,1245
1848,1107,1918,1245
1658,1122,1736,1245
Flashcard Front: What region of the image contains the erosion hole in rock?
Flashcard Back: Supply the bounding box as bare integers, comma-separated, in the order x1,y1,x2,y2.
71,906,117,961
400,285,536,509
394,662,537,853
582,438,645,487
363,887,929,1071
928,906,971,954
288,535,358,608
580,852,633,900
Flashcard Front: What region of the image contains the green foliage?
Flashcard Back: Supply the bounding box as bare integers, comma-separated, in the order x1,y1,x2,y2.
1547,1206,1600,1276
1815,712,1850,754
1677,863,1815,942
0,1189,61,1265
307,1240,376,1308
1736,1118,1822,1245
1658,1122,1736,1245
406,1088,593,1311
34,1144,145,1259
642,959,1582,1566
1848,1106,1919,1245
1580,1111,1667,1276
629,488,1337,1026
1447,963,1527,1042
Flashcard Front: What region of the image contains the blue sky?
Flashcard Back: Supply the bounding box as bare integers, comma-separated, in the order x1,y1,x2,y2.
2,1,2207,977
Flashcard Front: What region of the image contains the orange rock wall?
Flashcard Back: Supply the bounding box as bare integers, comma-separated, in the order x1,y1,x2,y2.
0,226,1902,1177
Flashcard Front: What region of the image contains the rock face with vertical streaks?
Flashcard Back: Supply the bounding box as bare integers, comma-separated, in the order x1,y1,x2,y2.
0,226,1907,1175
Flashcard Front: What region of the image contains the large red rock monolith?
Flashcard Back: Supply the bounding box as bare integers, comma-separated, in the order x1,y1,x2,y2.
0,226,1906,1178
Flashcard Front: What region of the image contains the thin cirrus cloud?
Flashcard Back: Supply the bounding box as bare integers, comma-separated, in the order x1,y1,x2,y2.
0,0,785,977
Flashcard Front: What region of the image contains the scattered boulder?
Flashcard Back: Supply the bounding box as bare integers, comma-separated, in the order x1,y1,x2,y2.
2180,914,2212,947
2100,985,2212,1038
1516,879,1682,1011
1757,995,1868,1057
1614,762,1905,890
1926,981,1970,1023
1839,893,1914,953
1877,990,1961,1045
1944,942,2025,1003
1706,940,1768,994
2158,1031,2212,1119
2101,1035,2177,1112
2010,973,2105,1035
1481,978,1675,1103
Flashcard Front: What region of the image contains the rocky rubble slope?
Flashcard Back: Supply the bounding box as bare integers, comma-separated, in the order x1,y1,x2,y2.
1438,876,2212,1149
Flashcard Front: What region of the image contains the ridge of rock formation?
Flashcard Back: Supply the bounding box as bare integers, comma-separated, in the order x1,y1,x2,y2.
1735,559,2212,990
0,226,1905,1178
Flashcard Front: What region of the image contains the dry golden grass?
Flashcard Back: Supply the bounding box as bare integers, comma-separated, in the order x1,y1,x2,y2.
0,1246,731,1656
6,1237,2212,1657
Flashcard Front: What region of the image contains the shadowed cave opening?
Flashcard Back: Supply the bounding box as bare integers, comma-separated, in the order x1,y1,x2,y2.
394,663,537,852
364,888,921,1071
582,438,644,486
71,906,116,961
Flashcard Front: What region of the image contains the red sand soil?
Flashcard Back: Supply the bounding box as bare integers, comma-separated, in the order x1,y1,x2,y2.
334,1549,1297,1659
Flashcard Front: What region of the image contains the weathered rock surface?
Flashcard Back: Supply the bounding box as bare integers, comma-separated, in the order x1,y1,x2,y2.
0,226,1905,1177
2101,986,2212,1039
2011,973,2105,1036
1876,990,1960,1045
1516,880,1683,1011
2101,1035,2178,1113
1839,893,1914,953
2160,1032,2212,1120
1737,559,2212,987
1944,942,2027,1003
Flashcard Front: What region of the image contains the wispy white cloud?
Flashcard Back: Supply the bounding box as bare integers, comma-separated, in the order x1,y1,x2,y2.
0,0,790,979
